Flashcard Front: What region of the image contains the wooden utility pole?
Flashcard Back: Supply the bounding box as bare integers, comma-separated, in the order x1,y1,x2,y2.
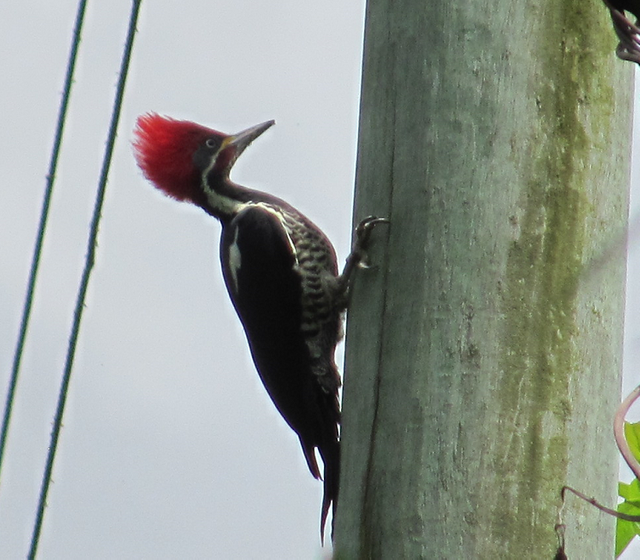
335,1,632,558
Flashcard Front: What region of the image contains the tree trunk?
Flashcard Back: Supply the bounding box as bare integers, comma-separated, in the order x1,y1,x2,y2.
335,0,632,558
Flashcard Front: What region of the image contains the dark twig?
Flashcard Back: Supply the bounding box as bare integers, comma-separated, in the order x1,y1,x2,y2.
562,486,640,522
559,383,640,554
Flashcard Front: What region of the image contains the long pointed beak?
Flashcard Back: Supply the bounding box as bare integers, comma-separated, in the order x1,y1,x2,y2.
223,119,275,155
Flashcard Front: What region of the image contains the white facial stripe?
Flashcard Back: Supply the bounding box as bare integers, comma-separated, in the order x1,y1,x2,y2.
200,154,241,215
203,188,240,216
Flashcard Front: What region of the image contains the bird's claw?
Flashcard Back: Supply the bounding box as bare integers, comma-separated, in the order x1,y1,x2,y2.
351,215,389,270
335,216,389,306
353,216,389,252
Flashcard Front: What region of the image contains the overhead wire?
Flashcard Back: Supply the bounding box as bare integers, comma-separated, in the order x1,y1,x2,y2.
0,0,88,486
28,1,143,557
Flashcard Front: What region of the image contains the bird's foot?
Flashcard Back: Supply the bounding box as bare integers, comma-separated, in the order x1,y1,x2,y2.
335,216,389,306
352,216,390,269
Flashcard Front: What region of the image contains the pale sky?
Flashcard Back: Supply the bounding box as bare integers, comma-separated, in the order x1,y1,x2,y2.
1,1,639,559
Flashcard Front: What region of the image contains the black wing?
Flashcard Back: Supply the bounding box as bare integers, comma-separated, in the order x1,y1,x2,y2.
219,205,339,533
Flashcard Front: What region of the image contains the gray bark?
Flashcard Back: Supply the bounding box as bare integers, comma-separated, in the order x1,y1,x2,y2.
335,0,632,558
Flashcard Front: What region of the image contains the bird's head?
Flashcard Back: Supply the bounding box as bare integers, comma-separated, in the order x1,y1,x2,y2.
133,113,275,204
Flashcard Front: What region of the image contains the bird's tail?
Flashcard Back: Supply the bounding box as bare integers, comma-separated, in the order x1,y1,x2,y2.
319,438,340,543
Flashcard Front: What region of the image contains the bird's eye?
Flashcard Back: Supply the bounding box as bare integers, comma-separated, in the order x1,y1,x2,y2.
205,138,218,150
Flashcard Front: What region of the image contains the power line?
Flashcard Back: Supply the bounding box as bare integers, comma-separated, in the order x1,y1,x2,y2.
28,1,142,557
0,0,88,487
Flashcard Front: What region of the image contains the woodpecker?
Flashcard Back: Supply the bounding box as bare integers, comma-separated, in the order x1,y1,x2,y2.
132,113,385,540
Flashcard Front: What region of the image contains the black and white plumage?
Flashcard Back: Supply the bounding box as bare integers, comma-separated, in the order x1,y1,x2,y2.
220,201,342,533
133,114,385,539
